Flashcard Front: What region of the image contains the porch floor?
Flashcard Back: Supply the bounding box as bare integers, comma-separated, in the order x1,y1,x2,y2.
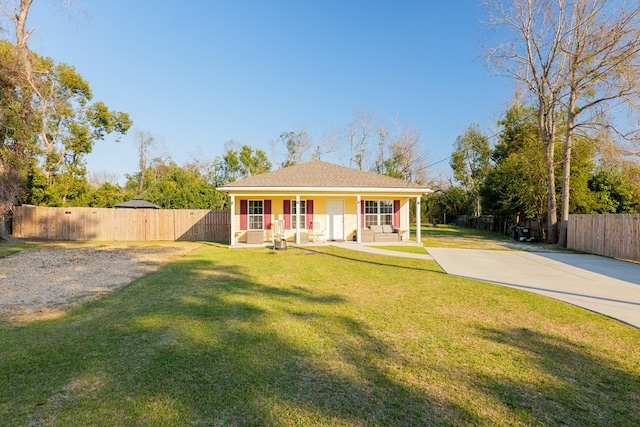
229,240,432,260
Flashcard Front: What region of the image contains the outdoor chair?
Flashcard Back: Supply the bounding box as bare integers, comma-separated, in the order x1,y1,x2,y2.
272,220,286,249
312,221,326,243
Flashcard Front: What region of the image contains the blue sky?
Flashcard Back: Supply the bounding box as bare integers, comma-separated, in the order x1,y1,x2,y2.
25,1,512,184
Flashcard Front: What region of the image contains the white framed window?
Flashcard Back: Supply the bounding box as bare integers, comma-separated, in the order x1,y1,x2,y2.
379,200,393,225
248,200,263,230
291,200,306,229
365,200,393,227
364,200,378,228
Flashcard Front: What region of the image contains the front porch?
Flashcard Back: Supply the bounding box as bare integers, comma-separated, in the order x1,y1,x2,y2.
228,195,424,246
227,239,433,260
229,238,424,249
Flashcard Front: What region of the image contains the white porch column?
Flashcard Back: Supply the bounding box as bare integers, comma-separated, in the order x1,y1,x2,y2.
405,198,411,241
416,196,422,243
356,195,361,243
229,195,236,246
295,195,301,245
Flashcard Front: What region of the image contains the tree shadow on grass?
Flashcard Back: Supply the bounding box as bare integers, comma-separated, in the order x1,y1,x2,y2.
473,326,640,426
1,248,473,426
300,246,445,274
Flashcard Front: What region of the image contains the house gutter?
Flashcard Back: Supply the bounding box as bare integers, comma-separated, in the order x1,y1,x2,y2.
217,186,433,194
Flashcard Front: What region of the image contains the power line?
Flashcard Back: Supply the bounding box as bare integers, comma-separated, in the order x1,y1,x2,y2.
426,156,451,168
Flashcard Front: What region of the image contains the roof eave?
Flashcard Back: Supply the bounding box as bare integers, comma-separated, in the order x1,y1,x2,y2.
217,186,433,194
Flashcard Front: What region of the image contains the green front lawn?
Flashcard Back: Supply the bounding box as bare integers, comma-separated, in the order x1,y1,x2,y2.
416,224,553,251
0,241,36,258
1,244,638,426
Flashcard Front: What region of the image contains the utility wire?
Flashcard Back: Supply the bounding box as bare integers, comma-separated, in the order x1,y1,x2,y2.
425,156,451,168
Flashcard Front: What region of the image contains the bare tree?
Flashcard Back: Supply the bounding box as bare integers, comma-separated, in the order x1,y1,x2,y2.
269,127,317,168
2,0,77,83
277,128,312,168
484,0,570,243
486,0,640,245
89,170,120,187
133,130,156,195
396,124,430,183
344,108,376,170
0,0,35,84
381,123,430,184
556,0,640,245
311,128,339,161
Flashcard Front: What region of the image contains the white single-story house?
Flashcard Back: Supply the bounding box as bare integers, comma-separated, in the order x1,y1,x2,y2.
216,160,432,246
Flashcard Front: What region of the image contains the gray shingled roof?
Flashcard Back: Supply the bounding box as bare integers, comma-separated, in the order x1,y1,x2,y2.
114,198,160,209
217,160,429,190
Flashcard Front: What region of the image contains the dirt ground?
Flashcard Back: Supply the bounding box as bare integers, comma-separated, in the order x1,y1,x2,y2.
0,242,202,324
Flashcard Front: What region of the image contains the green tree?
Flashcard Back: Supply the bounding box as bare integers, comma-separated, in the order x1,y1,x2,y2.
620,161,640,212
200,144,272,210
200,157,233,210
563,136,596,215
24,169,55,206
237,145,271,176
482,156,547,222
0,39,38,221
481,105,548,228
32,57,132,184
86,182,131,208
24,168,91,207
587,168,637,214
126,160,219,209
451,124,492,216
209,143,271,185
0,39,131,210
0,1,39,224
425,185,471,224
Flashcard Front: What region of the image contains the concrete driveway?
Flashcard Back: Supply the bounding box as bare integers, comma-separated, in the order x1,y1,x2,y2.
426,248,640,329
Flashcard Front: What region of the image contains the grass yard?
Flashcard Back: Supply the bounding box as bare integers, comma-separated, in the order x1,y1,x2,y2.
1,243,639,426
0,241,36,258
416,224,562,251
418,224,513,248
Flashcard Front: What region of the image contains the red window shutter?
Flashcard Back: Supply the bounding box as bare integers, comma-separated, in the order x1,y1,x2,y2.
264,200,272,230
283,200,291,229
360,200,365,229
393,200,401,228
307,200,314,229
240,200,248,230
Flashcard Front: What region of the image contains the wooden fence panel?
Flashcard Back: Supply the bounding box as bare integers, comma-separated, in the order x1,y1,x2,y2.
175,210,206,241
568,214,640,262
11,205,230,242
144,209,165,241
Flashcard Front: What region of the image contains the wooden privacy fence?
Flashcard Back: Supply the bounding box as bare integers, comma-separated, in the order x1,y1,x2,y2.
12,205,230,242
567,214,640,262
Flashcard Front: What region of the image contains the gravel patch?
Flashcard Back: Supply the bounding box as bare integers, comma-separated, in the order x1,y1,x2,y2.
0,242,201,323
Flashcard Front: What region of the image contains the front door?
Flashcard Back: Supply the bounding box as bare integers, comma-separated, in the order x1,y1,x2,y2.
326,199,344,241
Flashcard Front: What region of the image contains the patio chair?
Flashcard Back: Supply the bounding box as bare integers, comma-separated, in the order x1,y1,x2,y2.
312,221,326,243
272,220,286,249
